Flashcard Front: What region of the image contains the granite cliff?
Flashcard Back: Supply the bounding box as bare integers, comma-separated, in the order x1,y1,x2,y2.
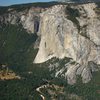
0,2,100,84
34,3,100,84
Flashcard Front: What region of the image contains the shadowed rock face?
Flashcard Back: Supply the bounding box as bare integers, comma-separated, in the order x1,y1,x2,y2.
0,2,100,84
34,3,100,84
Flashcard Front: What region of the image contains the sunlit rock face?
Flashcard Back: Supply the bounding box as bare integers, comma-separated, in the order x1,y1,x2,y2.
34,3,100,84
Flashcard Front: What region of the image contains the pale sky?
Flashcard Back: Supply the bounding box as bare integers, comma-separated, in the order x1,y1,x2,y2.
0,0,54,6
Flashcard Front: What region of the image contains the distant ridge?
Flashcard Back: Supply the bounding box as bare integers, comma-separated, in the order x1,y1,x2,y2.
58,0,100,3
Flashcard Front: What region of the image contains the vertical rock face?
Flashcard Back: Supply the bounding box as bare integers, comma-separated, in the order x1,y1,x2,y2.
34,3,100,84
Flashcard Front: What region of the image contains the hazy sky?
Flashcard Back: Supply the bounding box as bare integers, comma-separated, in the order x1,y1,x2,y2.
0,0,54,6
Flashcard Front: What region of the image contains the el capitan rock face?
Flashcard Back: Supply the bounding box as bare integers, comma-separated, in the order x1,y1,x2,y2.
34,3,100,84
0,2,100,84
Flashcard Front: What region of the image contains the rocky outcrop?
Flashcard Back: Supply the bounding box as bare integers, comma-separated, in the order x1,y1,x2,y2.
20,7,45,33
34,3,100,84
0,7,45,33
